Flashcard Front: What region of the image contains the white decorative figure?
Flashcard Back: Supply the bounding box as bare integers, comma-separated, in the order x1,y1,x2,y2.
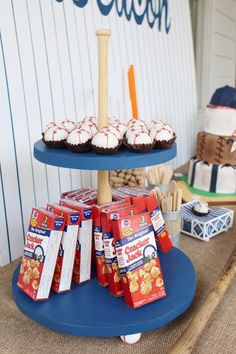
120,333,142,344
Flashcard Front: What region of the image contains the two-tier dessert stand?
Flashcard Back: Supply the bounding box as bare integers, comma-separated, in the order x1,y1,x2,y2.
12,30,196,343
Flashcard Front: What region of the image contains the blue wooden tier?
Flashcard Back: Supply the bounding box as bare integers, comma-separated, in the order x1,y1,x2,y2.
12,248,196,337
34,140,177,170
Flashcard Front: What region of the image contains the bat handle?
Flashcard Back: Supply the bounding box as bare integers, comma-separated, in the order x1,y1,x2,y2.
96,29,110,130
96,29,112,204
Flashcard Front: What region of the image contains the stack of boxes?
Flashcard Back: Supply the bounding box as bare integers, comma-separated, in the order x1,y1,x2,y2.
18,187,173,308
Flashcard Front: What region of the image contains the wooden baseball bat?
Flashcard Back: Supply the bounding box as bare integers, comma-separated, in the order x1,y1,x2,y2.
169,244,236,354
96,29,112,204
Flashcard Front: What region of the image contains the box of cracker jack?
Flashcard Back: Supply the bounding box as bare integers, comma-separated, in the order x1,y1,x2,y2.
145,194,173,253
47,203,80,293
17,208,65,301
112,212,166,308
61,188,91,199
93,199,131,287
101,197,146,297
59,199,93,284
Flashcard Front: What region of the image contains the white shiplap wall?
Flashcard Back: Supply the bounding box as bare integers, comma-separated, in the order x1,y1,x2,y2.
196,0,236,127
0,0,197,266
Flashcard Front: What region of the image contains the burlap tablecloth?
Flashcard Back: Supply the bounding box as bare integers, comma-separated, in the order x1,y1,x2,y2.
0,209,235,354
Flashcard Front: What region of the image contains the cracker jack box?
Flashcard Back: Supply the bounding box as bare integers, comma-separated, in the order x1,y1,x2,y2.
59,199,93,284
114,187,150,206
93,199,131,287
61,188,91,199
47,203,80,293
117,187,151,197
112,189,131,203
101,199,146,297
75,190,97,205
145,194,173,253
17,208,65,301
112,212,166,308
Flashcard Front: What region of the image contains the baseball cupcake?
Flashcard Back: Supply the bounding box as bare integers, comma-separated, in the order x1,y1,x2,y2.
111,122,127,137
43,126,68,148
127,119,147,130
151,123,176,149
78,121,98,137
81,116,98,126
66,128,92,152
91,128,121,154
125,129,154,153
61,119,77,133
45,121,64,130
148,120,164,131
107,125,123,141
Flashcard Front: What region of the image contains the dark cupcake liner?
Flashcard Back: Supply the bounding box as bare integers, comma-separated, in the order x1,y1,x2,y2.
91,140,122,155
123,139,154,153
65,140,91,153
154,133,177,149
191,206,210,217
42,134,67,149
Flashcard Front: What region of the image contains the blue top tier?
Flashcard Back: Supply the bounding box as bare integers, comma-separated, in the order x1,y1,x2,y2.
34,140,177,171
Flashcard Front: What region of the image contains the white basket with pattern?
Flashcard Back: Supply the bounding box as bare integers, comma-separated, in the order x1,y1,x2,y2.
181,201,234,241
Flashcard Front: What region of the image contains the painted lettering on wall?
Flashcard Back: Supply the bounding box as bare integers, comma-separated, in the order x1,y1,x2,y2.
56,0,171,33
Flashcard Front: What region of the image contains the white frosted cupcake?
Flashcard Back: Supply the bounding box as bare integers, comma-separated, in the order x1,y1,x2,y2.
81,116,97,126
109,116,120,125
152,123,176,149
126,125,148,139
127,119,147,130
125,130,154,153
78,121,98,137
45,121,64,131
107,125,123,140
113,122,128,136
43,126,68,148
61,119,77,132
148,120,164,131
66,128,92,152
91,128,120,154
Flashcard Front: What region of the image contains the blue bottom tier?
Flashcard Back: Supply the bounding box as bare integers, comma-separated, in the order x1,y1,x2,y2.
12,248,196,337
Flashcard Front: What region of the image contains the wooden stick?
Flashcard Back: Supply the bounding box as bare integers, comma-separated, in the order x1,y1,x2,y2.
169,245,236,354
158,165,164,184
170,196,173,212
172,190,177,212
155,168,160,184
163,165,173,184
169,180,177,195
96,29,112,204
176,189,182,211
150,169,156,184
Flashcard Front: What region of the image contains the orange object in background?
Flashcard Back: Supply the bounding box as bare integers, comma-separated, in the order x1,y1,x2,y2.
128,65,139,119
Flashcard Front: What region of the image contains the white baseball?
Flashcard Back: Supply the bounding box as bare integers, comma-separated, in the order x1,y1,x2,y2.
120,333,141,344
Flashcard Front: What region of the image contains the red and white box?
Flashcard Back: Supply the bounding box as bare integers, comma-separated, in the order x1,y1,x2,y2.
101,200,146,297
17,208,65,301
145,194,173,253
75,190,97,205
61,187,91,199
47,203,80,293
93,199,131,287
114,188,150,206
117,187,151,197
112,189,131,203
112,212,166,308
60,199,93,284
